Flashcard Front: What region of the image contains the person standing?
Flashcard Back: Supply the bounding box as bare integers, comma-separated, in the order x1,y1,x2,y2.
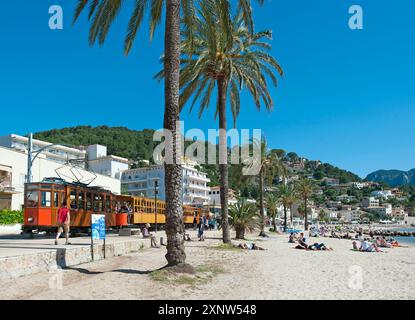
55,201,71,245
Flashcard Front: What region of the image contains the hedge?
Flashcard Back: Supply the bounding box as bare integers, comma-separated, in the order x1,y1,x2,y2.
0,210,24,225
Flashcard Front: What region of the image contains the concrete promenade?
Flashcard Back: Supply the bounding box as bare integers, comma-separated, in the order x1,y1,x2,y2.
0,233,155,280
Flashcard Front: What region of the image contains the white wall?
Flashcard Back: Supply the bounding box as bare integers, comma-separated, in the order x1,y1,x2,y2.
0,146,121,211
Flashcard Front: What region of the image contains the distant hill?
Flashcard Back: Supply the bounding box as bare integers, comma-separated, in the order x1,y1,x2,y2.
34,126,362,187
34,126,158,163
366,169,415,187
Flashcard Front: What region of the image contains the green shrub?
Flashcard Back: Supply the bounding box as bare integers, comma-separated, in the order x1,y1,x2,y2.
0,210,23,225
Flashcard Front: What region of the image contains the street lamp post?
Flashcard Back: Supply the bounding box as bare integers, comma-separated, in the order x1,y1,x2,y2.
26,133,33,183
25,133,77,184
154,180,159,233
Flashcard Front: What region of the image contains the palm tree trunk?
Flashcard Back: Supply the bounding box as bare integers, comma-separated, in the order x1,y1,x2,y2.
273,216,277,232
283,205,287,232
259,167,266,237
235,226,245,240
217,77,231,244
290,205,293,226
304,196,308,231
163,0,186,266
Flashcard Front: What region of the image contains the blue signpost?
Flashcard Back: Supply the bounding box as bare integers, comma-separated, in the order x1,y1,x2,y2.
91,214,106,261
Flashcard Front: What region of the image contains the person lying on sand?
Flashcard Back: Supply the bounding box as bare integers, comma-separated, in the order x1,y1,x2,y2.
352,240,382,252
237,243,266,250
376,236,392,248
308,243,334,251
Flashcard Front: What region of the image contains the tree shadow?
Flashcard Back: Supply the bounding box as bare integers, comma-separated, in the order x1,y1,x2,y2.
64,266,103,275
111,269,154,275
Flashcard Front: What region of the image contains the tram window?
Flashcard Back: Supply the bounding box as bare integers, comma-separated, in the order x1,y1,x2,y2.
86,193,92,211
54,192,59,207
78,192,85,210
106,198,111,213
26,191,38,208
93,194,103,212
41,191,51,207
70,190,77,209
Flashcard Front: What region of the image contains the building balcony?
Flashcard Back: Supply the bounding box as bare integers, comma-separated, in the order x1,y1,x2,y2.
183,174,210,183
186,184,210,192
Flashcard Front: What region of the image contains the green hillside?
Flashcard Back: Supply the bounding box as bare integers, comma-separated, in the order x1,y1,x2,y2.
34,126,361,189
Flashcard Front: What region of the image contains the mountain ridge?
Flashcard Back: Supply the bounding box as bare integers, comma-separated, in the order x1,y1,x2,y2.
366,169,415,187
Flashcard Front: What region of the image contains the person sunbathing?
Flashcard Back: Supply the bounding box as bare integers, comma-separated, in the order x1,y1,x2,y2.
308,243,334,251
352,239,381,252
376,236,392,248
237,243,266,250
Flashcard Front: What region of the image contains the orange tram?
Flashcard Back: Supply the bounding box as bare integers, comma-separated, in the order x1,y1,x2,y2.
22,178,208,235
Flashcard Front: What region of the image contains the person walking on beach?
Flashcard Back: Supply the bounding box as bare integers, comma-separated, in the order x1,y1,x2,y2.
55,201,71,245
198,220,205,241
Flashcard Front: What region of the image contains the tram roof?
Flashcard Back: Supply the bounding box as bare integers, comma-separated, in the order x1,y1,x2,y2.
26,177,111,193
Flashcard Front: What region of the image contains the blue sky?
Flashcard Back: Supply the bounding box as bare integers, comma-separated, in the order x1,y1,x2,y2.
0,0,414,178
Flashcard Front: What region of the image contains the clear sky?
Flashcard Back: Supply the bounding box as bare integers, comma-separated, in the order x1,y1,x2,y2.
0,0,414,178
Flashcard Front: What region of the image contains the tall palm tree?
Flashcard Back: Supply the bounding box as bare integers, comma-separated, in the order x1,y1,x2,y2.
295,178,315,231
229,199,259,239
265,192,279,232
157,3,283,243
72,0,265,265
252,138,287,237
278,184,296,232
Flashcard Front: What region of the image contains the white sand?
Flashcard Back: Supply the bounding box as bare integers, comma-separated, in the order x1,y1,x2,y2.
1,230,414,300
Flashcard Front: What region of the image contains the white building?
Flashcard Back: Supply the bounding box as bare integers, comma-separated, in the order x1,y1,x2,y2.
371,190,393,199
87,145,129,179
365,203,393,217
338,210,364,223
0,134,130,179
0,146,121,211
0,134,86,166
207,187,238,208
361,197,380,208
122,159,210,206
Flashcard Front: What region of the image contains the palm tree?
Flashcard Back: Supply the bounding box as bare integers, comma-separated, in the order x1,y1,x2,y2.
265,192,279,232
278,184,296,232
229,199,258,239
252,138,287,237
72,0,265,265
157,3,283,243
295,178,315,231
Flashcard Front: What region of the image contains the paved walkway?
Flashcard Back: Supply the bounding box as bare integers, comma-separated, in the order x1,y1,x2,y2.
0,232,165,280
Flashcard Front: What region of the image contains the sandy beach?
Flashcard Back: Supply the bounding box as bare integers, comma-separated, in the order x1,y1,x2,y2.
1,230,414,300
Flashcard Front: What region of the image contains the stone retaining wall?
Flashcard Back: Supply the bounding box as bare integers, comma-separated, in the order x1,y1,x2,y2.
0,239,146,280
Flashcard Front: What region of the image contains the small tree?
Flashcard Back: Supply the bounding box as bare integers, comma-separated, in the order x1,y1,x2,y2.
265,193,279,232
229,199,259,239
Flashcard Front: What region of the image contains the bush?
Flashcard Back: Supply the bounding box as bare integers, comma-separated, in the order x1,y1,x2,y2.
0,210,24,225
